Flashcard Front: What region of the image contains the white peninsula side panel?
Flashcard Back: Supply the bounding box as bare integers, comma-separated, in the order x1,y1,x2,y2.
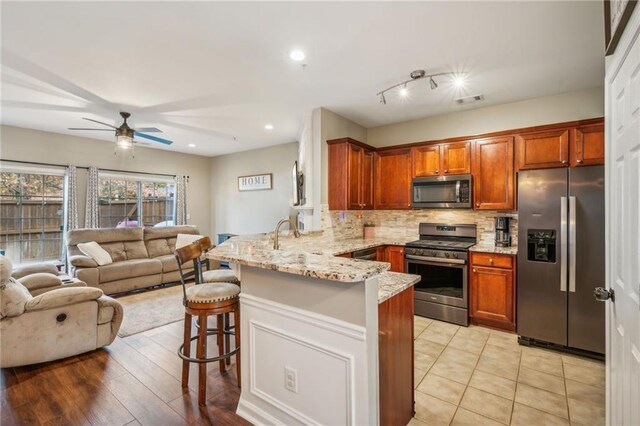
235,266,380,426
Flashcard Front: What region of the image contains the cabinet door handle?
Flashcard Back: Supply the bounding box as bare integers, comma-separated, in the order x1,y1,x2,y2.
435,170,439,174
562,160,568,164
476,202,480,207
444,169,449,173
473,268,477,273
489,258,493,263
577,159,584,164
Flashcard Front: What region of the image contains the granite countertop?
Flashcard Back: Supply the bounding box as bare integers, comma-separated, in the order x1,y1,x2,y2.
470,244,518,255
377,271,421,304
206,232,415,285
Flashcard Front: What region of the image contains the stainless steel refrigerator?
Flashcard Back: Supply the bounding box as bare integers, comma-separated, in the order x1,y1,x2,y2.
517,166,605,355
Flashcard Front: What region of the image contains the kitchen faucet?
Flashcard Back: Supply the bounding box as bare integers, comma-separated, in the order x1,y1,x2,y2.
272,218,301,250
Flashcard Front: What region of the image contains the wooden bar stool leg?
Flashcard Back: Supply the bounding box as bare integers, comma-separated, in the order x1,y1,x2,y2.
224,312,231,366
197,314,208,406
182,313,192,388
217,314,226,373
234,305,241,388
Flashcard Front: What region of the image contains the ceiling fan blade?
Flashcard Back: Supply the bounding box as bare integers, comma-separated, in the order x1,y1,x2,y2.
133,127,162,133
82,117,118,129
68,128,114,131
134,132,173,145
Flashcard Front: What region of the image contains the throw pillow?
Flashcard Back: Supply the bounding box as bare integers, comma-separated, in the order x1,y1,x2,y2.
77,241,113,266
0,278,32,318
176,233,204,249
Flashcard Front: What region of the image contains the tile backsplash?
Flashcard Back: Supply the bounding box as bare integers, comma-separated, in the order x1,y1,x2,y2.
321,205,518,247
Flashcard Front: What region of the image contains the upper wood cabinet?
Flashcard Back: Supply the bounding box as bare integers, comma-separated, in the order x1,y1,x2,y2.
328,138,374,210
473,136,515,210
375,148,412,210
572,123,604,167
516,129,570,170
412,145,440,176
442,141,472,175
412,141,471,177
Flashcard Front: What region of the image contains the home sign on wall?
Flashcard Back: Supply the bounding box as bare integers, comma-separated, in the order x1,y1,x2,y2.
238,173,272,191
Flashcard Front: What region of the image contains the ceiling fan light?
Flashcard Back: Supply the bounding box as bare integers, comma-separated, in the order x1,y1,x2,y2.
116,134,134,149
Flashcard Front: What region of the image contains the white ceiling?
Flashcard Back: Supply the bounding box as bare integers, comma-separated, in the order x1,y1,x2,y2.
1,1,604,157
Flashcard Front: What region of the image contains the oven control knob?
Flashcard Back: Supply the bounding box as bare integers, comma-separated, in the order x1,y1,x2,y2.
444,252,451,258
416,249,424,255
430,250,437,257
451,252,458,258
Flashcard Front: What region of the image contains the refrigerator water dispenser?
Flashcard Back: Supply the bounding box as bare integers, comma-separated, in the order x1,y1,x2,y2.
527,229,556,263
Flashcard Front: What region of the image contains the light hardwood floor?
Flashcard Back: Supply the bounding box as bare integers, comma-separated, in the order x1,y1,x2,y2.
1,314,606,426
411,316,606,426
1,318,250,426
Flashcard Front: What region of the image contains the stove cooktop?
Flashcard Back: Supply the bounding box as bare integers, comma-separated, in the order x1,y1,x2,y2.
405,239,476,250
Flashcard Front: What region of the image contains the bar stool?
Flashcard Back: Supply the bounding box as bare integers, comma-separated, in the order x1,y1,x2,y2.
174,242,241,406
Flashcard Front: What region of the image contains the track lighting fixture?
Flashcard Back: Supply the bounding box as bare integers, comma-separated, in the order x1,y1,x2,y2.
377,69,460,104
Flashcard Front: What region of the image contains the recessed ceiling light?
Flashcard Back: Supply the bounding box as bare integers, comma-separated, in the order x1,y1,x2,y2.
188,143,196,148
453,76,466,88
264,124,274,130
289,49,305,61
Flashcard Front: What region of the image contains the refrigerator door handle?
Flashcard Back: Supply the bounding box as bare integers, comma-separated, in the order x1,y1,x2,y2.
569,196,577,293
560,196,568,292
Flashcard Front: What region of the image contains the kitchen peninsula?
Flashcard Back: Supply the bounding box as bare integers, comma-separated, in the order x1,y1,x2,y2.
206,232,420,426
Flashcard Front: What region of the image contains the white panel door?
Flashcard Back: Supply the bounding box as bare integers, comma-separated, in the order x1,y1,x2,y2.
605,8,640,426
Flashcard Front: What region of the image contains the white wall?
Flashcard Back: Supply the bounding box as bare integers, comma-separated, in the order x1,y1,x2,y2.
209,142,298,236
366,87,604,147
0,125,213,235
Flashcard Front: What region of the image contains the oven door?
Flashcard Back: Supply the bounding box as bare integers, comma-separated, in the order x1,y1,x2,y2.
405,257,468,308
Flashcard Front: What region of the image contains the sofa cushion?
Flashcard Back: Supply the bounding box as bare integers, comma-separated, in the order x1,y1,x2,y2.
157,254,180,273
145,239,172,258
99,242,126,263
144,225,199,242
18,273,62,291
78,241,113,265
69,255,98,268
0,256,11,282
0,278,32,318
11,263,59,280
123,241,149,260
24,287,103,312
98,258,163,283
67,228,144,258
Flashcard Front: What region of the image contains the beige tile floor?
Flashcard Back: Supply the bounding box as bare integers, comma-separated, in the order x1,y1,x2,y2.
410,316,606,426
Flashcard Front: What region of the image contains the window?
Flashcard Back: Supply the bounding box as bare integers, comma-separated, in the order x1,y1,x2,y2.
98,176,174,228
0,171,65,264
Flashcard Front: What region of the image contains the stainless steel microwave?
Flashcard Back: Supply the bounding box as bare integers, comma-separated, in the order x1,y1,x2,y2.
411,174,472,208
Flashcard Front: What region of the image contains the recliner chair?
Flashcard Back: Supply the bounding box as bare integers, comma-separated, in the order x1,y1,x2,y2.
0,256,123,368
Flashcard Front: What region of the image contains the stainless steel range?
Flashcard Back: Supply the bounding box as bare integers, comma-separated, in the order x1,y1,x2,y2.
405,223,477,326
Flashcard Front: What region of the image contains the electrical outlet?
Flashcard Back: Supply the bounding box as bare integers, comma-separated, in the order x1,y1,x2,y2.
284,366,298,393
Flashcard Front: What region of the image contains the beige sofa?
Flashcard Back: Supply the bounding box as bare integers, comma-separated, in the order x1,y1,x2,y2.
67,225,200,295
0,256,123,368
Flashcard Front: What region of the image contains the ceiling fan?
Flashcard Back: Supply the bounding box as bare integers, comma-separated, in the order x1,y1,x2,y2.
69,112,173,148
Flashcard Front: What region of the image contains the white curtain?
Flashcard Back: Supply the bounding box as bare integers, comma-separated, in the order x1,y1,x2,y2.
174,175,188,225
64,165,79,230
85,166,100,228
62,165,79,268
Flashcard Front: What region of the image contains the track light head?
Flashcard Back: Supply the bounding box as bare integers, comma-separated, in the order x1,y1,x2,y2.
429,77,438,90
380,93,387,105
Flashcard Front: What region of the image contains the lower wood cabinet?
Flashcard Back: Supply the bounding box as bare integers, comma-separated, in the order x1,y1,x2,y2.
469,252,516,331
378,287,414,426
384,245,405,273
